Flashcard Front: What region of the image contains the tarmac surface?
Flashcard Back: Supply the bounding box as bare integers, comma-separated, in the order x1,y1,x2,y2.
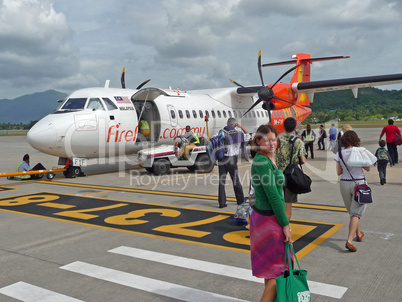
0,127,401,302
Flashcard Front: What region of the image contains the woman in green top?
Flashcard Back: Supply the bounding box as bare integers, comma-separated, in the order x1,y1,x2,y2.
249,124,292,302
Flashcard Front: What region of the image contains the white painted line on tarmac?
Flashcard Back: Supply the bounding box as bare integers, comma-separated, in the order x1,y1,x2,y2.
110,246,348,299
61,261,248,302
0,281,84,302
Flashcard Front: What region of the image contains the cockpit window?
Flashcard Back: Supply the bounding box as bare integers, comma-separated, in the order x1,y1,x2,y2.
87,98,105,111
103,98,118,110
61,98,87,110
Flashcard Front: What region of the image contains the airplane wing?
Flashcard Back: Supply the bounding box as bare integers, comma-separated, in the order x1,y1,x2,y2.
292,73,402,99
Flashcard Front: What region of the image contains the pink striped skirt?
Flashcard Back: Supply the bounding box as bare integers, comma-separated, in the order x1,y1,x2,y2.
249,210,290,279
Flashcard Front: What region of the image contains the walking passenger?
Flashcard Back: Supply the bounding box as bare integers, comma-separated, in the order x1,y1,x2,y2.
328,123,337,151
275,118,307,220
380,119,401,164
317,124,326,150
215,118,250,208
334,131,370,252
375,140,393,185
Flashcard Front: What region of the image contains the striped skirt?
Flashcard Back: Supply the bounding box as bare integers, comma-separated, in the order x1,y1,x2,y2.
249,210,291,279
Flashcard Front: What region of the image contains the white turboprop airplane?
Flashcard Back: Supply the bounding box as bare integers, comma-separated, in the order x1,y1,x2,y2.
27,52,402,177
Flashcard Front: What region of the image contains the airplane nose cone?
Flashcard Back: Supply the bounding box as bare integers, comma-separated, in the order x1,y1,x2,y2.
27,119,57,153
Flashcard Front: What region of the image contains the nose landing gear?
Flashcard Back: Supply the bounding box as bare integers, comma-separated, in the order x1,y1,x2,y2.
63,159,86,178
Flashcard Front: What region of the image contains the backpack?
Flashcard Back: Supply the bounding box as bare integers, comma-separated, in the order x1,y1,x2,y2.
377,149,389,161
323,130,327,139
283,137,312,194
206,130,225,161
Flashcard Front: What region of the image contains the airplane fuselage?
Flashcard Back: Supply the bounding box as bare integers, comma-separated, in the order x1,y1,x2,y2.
27,86,310,161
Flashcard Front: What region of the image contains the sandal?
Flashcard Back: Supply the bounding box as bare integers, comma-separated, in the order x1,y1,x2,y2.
356,231,364,242
345,241,357,252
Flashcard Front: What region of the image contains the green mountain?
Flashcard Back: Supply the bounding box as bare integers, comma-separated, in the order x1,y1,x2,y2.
0,90,68,124
307,87,402,122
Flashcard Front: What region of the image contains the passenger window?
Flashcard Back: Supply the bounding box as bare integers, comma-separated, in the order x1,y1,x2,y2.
252,111,256,118
205,110,209,118
178,110,184,119
211,110,216,118
199,110,204,118
228,111,232,118
193,110,197,118
257,111,260,118
265,111,268,117
102,98,118,110
87,98,105,110
223,111,227,118
217,110,221,118
170,110,176,119
186,110,190,119
233,111,237,118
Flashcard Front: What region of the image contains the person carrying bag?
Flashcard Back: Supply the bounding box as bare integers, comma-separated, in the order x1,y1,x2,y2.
334,130,371,252
276,118,307,221
347,147,377,167
275,243,310,302
284,137,312,195
339,151,373,205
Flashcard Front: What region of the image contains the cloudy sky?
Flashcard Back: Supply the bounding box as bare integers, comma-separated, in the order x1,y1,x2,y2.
1,0,402,99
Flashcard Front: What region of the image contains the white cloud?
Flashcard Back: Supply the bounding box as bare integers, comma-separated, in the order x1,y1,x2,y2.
0,0,78,96
0,0,402,98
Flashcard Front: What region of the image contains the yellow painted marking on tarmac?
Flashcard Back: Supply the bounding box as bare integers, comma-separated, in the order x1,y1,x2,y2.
39,181,224,201
293,203,347,212
38,202,75,209
291,218,344,260
105,208,181,225
0,191,344,258
290,224,315,242
0,206,340,258
54,203,128,220
223,230,250,246
0,207,252,254
80,190,114,197
38,181,347,211
0,194,60,206
154,215,229,238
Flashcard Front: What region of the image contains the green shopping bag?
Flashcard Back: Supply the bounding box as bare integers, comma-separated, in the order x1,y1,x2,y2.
275,243,311,302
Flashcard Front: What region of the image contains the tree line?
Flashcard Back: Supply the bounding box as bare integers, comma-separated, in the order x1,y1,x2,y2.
305,87,402,123
0,121,36,130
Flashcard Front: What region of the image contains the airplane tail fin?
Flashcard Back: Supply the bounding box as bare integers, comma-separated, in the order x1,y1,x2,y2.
263,54,350,106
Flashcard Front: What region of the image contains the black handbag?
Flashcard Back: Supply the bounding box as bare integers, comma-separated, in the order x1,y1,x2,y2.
339,150,373,204
354,184,373,204
284,137,312,194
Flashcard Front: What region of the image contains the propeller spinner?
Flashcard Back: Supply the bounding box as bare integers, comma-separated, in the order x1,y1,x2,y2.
230,51,300,124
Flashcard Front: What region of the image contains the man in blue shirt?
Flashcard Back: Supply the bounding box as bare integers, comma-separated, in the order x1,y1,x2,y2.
216,118,250,208
328,124,337,151
15,154,46,179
